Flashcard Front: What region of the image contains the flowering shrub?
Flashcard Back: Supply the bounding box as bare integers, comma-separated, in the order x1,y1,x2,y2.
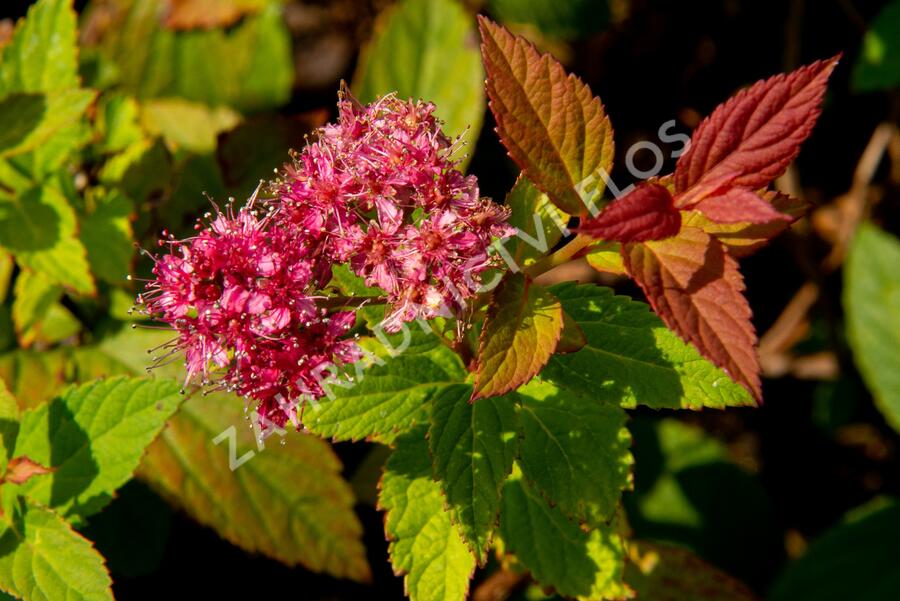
1,1,898,601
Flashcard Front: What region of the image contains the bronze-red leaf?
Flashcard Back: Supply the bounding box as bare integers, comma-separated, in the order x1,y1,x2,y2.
675,56,839,194
692,187,791,224
623,227,761,400
578,183,681,243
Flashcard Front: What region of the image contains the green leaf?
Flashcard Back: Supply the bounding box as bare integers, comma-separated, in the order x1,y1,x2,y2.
0,0,80,95
499,464,630,600
86,0,292,112
379,427,476,601
429,383,518,562
503,174,568,266
844,223,900,433
141,98,241,154
770,498,900,601
585,241,626,275
542,283,755,409
479,17,614,214
0,379,18,473
0,185,95,295
517,378,632,526
0,348,71,410
625,418,779,587
473,273,564,400
95,94,144,154
354,0,484,168
328,263,386,327
11,269,61,346
853,0,900,92
305,331,466,442
11,376,183,521
0,89,94,161
79,189,134,285
0,94,46,156
0,498,113,601
139,390,372,582
487,0,611,40
625,541,758,601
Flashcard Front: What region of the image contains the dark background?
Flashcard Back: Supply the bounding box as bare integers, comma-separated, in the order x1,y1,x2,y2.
2,1,898,599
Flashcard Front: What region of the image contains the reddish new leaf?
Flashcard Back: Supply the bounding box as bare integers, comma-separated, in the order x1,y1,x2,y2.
692,187,791,224
623,227,761,400
478,17,614,215
675,56,839,193
473,273,564,401
579,183,681,242
684,191,808,258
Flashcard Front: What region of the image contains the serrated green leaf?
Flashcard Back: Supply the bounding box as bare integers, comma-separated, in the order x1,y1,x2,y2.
473,273,563,400
0,185,95,295
0,0,80,95
542,283,755,409
79,189,134,285
844,223,900,433
0,89,94,163
0,94,46,156
625,541,758,601
429,383,518,562
479,17,614,214
86,0,292,112
11,376,182,521
499,464,630,600
0,498,113,601
503,174,569,266
853,0,900,92
770,498,900,601
517,378,632,527
139,390,371,582
306,330,466,442
379,427,476,601
354,0,484,168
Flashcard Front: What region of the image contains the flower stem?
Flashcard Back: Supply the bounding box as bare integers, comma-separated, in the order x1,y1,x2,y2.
321,295,388,309
523,234,595,279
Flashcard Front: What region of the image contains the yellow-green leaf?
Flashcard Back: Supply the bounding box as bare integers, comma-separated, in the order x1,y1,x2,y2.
479,17,614,215
473,273,564,400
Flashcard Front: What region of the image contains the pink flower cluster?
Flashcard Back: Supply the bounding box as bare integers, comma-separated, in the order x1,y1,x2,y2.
139,92,511,426
274,93,513,329
139,207,361,426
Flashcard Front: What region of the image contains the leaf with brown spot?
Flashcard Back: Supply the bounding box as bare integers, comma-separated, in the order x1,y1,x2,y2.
3,456,52,485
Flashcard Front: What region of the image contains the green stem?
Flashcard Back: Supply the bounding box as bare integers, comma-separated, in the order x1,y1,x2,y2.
320,295,388,309
522,234,594,279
